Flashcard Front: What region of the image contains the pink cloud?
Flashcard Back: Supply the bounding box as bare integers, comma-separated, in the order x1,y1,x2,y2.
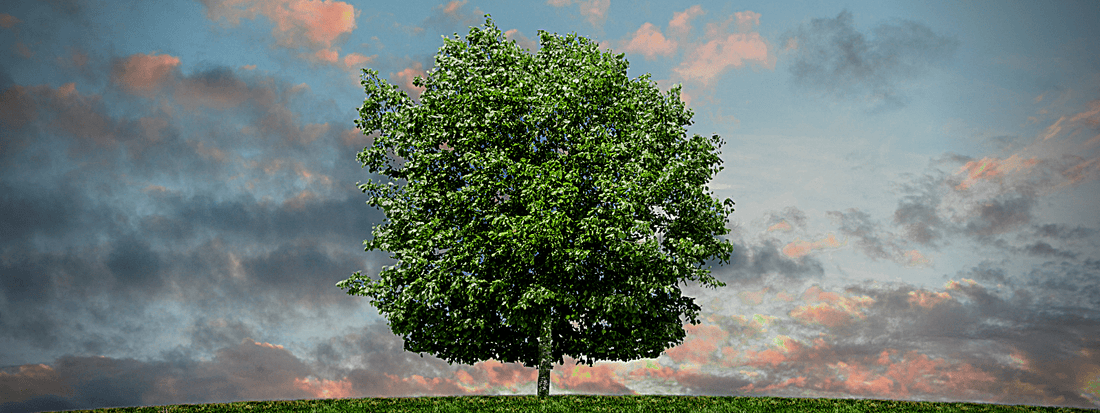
673,32,770,85
830,361,895,395
342,52,374,70
664,323,729,365
313,48,339,63
668,5,704,38
766,220,793,232
578,0,610,27
619,22,677,61
391,62,429,103
781,233,845,258
112,52,181,96
441,0,467,15
790,303,857,327
292,376,355,399
201,0,361,67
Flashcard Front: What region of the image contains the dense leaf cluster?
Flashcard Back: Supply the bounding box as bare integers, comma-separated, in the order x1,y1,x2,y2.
337,14,736,371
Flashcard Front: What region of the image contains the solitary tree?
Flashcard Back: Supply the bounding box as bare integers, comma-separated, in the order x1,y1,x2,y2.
337,14,736,399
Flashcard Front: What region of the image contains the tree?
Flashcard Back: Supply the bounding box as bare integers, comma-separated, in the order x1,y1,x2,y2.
336,14,736,399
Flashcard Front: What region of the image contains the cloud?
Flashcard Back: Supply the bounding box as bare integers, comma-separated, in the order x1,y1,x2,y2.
667,5,704,38
0,83,37,133
600,6,774,108
111,52,182,96
827,208,932,267
618,22,677,61
883,98,1100,253
546,0,611,28
0,13,20,29
199,0,361,67
782,10,958,110
671,9,773,86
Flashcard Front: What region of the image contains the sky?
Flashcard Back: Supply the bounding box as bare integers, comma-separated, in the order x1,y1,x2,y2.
1,0,1099,411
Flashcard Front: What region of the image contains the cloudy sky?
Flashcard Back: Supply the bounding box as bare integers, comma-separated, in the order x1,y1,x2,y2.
2,0,1100,411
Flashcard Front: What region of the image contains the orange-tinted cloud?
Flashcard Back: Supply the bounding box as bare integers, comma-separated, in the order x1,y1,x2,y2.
767,220,793,232
664,323,729,365
945,278,978,291
201,0,361,67
907,290,952,309
782,233,846,258
292,376,355,399
618,22,677,61
552,360,633,394
952,154,1040,190
829,361,894,395
112,52,181,96
791,286,875,327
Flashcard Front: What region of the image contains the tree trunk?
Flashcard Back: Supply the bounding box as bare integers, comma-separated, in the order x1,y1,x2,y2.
534,246,553,399
537,306,552,398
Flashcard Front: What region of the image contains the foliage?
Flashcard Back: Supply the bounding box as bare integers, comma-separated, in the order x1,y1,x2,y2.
336,13,736,386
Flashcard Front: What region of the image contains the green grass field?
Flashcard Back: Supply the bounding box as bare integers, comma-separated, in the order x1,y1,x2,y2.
43,394,1098,412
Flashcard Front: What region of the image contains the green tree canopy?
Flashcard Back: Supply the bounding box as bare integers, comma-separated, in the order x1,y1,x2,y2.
337,14,736,398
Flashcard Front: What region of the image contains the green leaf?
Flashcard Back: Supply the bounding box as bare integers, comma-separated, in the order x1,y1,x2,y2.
337,13,737,384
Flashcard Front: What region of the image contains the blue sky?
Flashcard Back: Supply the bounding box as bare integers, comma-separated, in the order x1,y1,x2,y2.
2,0,1099,411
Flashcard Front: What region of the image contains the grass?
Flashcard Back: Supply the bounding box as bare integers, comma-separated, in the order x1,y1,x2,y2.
43,394,1098,413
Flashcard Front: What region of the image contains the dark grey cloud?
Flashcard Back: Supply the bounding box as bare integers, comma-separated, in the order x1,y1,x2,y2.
782,10,958,110
762,206,809,230
0,51,399,380
698,238,825,288
830,277,1100,407
961,195,1036,240
1030,223,1097,240
827,208,914,263
884,153,1099,256
953,260,1010,284
1021,241,1078,259
0,320,484,413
